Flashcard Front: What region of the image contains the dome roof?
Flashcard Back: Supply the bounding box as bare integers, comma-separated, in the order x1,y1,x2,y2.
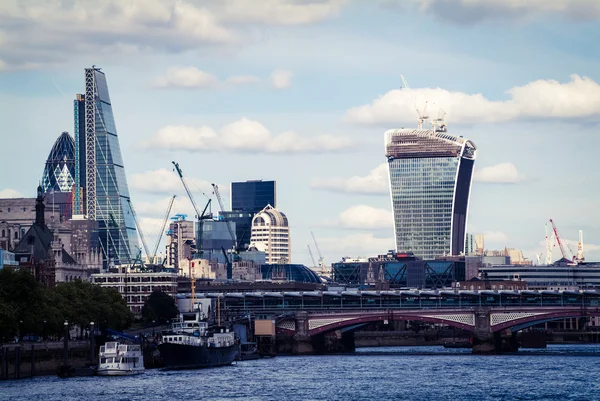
261,264,322,283
252,204,289,227
41,132,75,193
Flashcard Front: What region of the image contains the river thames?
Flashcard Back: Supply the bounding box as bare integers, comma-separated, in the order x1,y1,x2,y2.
1,345,599,400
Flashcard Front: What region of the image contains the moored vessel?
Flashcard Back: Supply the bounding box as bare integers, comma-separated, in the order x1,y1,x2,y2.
97,341,145,376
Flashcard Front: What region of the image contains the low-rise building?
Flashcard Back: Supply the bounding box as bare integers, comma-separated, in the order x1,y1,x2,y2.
91,267,178,315
455,277,528,291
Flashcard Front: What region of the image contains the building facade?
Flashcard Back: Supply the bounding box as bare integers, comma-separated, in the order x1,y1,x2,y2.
41,132,76,194
227,180,276,249
385,128,477,259
166,215,196,270
91,268,178,315
250,205,291,264
74,67,139,265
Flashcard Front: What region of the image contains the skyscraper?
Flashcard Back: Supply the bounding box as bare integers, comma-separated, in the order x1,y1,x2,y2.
221,180,276,249
41,132,75,193
250,204,291,264
385,128,477,259
74,67,139,265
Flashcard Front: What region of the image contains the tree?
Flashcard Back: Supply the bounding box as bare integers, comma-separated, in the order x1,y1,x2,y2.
142,291,178,325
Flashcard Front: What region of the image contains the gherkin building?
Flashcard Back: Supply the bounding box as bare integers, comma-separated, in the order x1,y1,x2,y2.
41,131,76,193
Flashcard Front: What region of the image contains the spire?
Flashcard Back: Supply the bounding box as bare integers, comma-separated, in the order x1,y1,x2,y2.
35,185,46,227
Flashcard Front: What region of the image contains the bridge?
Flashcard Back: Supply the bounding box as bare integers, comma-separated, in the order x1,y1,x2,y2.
200,289,600,353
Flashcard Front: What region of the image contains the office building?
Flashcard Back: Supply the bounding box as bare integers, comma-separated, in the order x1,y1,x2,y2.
74,67,139,265
166,215,196,270
224,180,276,249
41,131,76,195
385,128,477,259
250,205,291,264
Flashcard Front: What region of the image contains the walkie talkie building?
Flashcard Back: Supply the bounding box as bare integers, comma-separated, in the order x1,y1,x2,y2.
74,67,139,265
385,128,477,260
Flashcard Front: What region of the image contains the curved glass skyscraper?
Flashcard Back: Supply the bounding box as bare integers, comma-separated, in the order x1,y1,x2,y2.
41,132,75,193
385,128,477,260
74,67,139,265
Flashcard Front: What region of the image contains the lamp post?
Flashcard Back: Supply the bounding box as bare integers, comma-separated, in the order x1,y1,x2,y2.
152,320,156,337
89,322,95,364
18,320,23,342
63,321,69,367
42,319,47,342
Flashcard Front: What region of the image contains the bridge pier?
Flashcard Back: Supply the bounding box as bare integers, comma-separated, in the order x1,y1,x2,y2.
472,308,519,354
292,312,315,355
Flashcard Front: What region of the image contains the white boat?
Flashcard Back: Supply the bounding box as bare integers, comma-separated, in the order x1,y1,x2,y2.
97,341,145,376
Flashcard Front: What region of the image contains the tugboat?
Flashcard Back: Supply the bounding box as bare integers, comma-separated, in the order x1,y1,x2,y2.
158,310,238,370
97,342,145,376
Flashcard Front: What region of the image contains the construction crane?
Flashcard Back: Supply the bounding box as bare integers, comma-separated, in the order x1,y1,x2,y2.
400,74,429,129
127,199,151,263
311,231,327,276
544,223,555,265
211,183,237,251
172,161,212,254
307,245,317,267
149,195,176,264
576,230,585,263
549,219,576,263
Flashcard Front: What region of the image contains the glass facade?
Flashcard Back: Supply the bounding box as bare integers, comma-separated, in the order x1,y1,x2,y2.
231,181,276,212
260,264,321,283
385,129,476,260
41,132,75,193
74,67,139,265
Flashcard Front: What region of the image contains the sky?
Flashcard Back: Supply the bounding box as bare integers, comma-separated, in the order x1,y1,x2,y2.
1,0,599,266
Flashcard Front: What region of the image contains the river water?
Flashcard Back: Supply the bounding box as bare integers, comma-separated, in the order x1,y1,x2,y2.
1,344,600,400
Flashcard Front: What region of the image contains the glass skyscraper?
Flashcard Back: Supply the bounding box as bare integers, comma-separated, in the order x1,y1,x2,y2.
74,67,139,265
41,132,75,193
385,128,477,260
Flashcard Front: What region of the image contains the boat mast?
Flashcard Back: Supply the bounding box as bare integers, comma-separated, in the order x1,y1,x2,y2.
189,257,196,312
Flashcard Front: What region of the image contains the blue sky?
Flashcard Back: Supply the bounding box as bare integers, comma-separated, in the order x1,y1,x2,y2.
1,0,599,265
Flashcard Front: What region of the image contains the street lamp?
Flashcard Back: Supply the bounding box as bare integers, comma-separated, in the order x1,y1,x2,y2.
18,320,23,342
152,320,156,337
42,319,47,341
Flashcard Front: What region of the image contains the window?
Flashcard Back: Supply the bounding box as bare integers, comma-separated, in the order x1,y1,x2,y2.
1,230,4,237
14,232,18,239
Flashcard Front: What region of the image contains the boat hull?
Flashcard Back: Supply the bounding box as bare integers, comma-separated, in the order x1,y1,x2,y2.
158,342,238,370
97,367,145,376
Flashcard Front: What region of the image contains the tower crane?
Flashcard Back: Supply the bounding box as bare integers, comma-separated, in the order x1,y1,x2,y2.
307,245,317,267
150,195,176,264
211,183,237,251
127,199,151,264
549,219,576,263
311,231,327,277
400,74,429,129
544,223,555,265
172,161,212,254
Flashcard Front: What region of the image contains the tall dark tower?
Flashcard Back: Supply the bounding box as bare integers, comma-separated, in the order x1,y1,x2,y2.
73,67,139,265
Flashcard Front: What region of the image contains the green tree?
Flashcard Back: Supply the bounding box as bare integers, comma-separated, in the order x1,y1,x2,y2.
142,291,178,325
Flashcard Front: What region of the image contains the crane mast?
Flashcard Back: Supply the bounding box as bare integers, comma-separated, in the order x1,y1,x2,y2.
211,183,237,251
544,223,554,265
549,219,575,262
150,195,176,264
311,231,326,276
127,199,151,263
172,161,211,254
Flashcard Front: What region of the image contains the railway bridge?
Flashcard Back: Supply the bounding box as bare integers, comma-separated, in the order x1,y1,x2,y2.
202,289,600,354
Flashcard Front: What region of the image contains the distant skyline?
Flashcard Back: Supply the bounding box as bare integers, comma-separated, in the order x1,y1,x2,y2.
1,0,599,265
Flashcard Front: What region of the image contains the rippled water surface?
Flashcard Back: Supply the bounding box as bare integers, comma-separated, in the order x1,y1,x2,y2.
2,344,600,400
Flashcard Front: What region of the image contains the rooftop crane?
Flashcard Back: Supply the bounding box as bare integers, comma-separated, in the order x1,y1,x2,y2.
172,161,212,254
307,244,317,267
127,199,151,263
549,219,576,263
400,74,429,129
311,231,327,276
211,183,237,251
150,195,176,264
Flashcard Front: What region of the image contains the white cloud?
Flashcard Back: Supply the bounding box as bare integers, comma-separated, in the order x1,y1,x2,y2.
0,188,23,198
154,67,264,89
404,0,600,23
473,163,525,184
312,163,388,195
0,0,346,70
154,67,219,89
336,205,393,230
271,70,293,89
145,118,354,154
320,233,394,258
482,231,509,247
346,75,600,125
215,0,347,25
